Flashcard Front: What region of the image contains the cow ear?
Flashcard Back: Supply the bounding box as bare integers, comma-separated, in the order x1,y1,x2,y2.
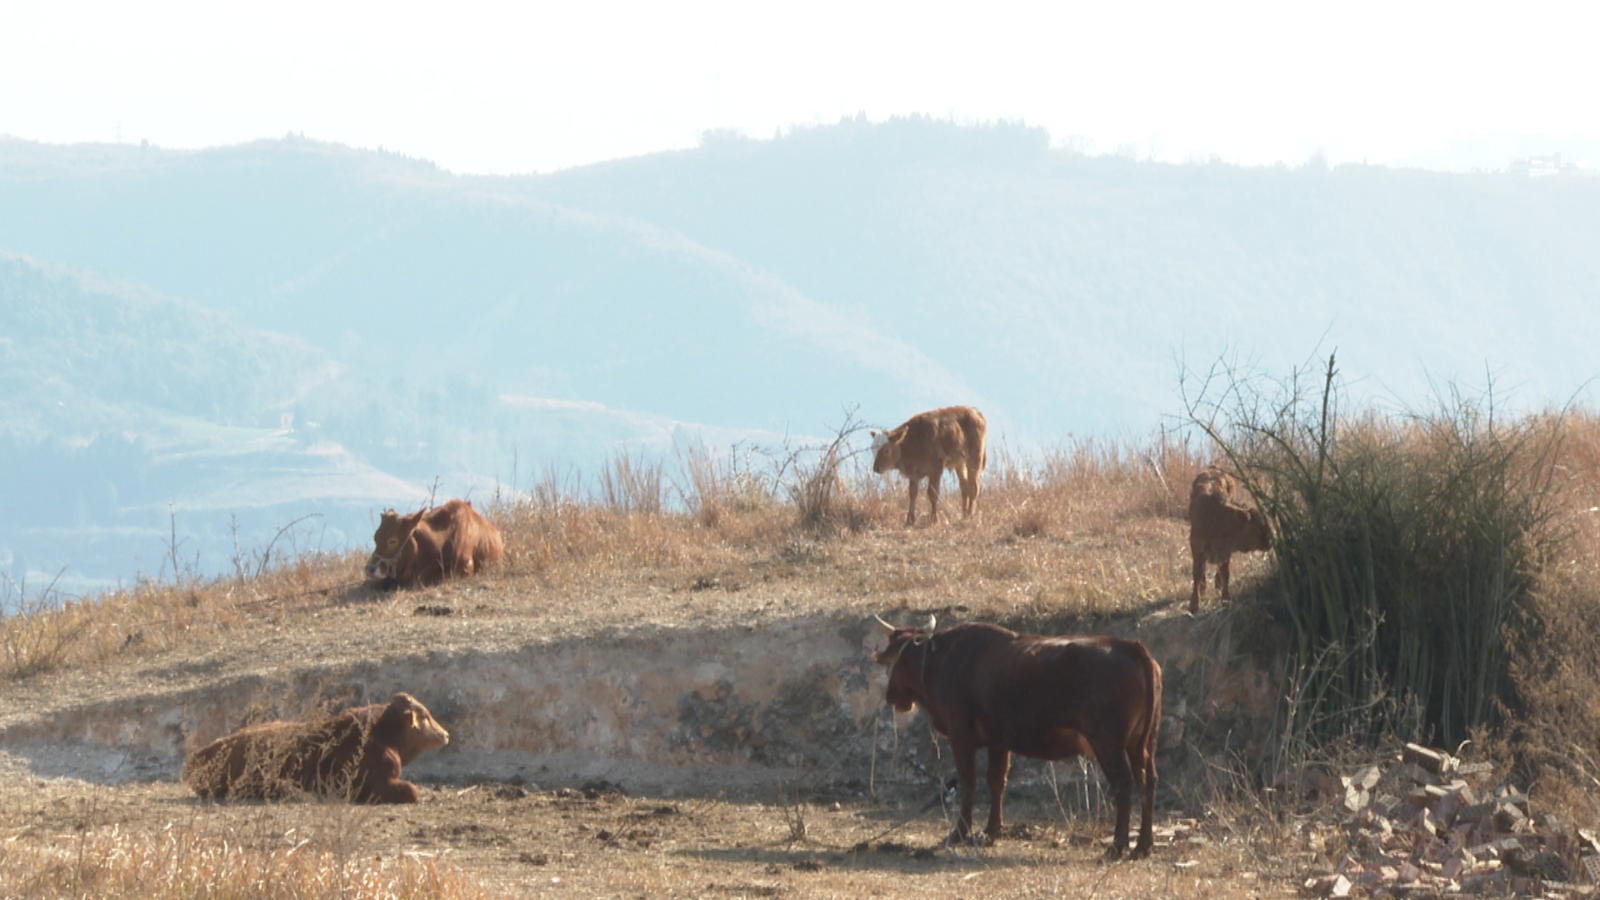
406,710,420,730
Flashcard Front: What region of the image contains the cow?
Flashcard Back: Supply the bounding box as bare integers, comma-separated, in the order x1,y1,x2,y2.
183,692,450,803
872,615,1162,859
871,406,988,526
364,499,504,589
1187,469,1272,614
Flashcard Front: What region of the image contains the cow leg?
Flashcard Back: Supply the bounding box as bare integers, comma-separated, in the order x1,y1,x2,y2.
984,747,1011,842
1135,746,1157,859
363,778,421,803
1189,547,1206,614
954,465,973,517
947,736,980,845
905,478,920,527
1217,555,1232,600
1098,747,1137,859
926,474,941,524
354,751,421,803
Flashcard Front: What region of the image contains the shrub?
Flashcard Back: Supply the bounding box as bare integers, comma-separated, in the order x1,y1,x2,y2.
1190,354,1565,748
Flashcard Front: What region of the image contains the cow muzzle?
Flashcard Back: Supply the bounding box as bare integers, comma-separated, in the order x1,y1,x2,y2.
365,553,399,582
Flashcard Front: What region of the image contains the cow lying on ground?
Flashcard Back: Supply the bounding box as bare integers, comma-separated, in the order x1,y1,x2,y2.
183,693,450,803
1187,469,1272,614
871,406,988,526
873,615,1162,858
365,499,504,589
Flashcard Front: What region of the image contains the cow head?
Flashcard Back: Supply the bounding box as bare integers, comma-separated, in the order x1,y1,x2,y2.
365,508,426,583
872,614,937,712
870,429,901,474
383,693,451,758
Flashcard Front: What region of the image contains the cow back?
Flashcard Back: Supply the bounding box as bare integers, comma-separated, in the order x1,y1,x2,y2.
881,406,987,478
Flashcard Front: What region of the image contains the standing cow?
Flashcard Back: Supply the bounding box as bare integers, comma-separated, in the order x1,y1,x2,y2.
873,615,1162,858
871,406,988,526
1187,469,1272,614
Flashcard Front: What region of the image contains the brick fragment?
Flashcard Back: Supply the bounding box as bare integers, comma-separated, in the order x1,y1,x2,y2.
1583,853,1600,883
1343,783,1369,814
1391,762,1437,787
1350,765,1382,791
1370,792,1401,816
1494,802,1528,832
1402,742,1449,774
1494,785,1529,810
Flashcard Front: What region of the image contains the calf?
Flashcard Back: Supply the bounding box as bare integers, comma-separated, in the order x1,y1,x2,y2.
1187,469,1272,614
873,616,1162,858
871,406,988,526
183,693,450,803
365,499,504,588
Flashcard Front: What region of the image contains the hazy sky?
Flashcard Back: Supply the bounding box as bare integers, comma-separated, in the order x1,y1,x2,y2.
2,0,1595,175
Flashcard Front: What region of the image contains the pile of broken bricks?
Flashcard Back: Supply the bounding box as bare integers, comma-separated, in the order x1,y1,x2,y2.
1303,743,1599,898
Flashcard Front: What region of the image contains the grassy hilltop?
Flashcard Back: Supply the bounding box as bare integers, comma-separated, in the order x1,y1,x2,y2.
5,391,1600,898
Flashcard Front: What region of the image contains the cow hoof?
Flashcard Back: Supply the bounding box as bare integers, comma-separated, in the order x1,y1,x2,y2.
943,828,988,848
1130,843,1153,860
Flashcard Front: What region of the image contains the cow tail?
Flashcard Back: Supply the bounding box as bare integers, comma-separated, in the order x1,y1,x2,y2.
1141,646,1162,786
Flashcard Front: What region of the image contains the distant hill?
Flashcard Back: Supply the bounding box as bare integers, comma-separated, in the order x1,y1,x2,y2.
3,119,1599,592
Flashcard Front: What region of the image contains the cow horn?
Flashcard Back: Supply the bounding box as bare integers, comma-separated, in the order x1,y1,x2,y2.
873,615,896,636
924,614,937,633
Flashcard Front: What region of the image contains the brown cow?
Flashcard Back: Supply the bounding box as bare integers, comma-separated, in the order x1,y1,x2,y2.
1187,469,1272,614
871,406,988,526
873,616,1162,858
183,693,450,803
365,499,503,588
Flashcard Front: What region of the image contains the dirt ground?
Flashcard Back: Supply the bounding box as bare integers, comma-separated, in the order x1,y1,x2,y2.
0,766,1292,898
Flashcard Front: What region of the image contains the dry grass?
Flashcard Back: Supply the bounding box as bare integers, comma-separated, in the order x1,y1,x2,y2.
0,550,360,683
0,822,497,900
1498,410,1600,821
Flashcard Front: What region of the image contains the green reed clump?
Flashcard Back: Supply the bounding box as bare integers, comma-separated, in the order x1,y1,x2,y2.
1191,354,1564,748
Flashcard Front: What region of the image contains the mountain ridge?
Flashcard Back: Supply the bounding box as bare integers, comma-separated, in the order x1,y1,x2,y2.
3,119,1598,591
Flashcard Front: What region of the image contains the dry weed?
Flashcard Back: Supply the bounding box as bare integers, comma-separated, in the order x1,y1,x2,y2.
0,824,498,900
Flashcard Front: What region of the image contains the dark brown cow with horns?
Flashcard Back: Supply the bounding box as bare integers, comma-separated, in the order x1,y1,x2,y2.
871,406,988,526
365,499,504,589
872,615,1162,858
